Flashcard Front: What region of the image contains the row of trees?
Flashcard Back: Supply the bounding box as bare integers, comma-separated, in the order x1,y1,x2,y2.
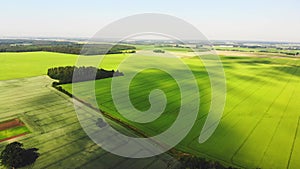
48,66,123,84
0,44,136,55
80,44,136,55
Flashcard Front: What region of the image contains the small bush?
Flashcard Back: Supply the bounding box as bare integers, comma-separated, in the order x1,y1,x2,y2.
153,49,165,53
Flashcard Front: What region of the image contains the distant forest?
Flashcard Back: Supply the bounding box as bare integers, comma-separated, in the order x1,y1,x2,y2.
0,40,136,55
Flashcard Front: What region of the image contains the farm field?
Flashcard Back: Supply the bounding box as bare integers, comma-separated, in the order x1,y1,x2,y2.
0,52,78,80
61,53,300,169
0,76,176,169
0,49,203,81
1,0,299,168
1,50,300,168
0,119,30,141
0,126,30,141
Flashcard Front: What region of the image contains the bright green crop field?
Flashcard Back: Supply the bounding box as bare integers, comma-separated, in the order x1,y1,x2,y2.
1,51,300,168
0,126,30,141
62,53,300,169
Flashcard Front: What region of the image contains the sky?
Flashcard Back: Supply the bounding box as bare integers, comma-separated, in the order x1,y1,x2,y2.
1,0,299,42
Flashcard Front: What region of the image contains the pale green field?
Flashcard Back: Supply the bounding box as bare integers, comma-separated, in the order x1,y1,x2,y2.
0,76,175,169
0,52,77,80
0,52,132,80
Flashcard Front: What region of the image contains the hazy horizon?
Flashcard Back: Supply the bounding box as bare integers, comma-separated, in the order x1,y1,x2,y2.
1,36,300,44
1,0,300,42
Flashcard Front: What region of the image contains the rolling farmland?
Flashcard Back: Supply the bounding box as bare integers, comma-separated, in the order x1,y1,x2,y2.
0,0,299,168
0,50,300,168
62,53,300,169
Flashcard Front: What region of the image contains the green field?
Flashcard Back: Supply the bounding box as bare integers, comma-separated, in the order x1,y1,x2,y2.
0,52,136,80
61,53,300,169
0,126,30,141
1,51,300,168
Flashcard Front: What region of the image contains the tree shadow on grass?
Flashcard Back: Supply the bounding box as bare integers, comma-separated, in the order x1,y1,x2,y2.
237,60,272,65
273,65,300,77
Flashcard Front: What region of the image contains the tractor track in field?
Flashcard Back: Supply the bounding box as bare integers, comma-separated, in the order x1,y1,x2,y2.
186,64,280,144
181,60,294,168
55,82,245,168
93,60,271,142
230,63,298,165
257,65,300,167
55,75,246,168
183,63,274,145
287,117,300,169
189,62,292,145
58,57,298,169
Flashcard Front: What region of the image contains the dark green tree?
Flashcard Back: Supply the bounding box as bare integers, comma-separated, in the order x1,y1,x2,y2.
0,142,39,169
178,155,238,169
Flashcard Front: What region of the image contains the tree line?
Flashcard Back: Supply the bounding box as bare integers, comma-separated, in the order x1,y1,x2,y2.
48,66,124,84
0,44,136,55
178,155,238,169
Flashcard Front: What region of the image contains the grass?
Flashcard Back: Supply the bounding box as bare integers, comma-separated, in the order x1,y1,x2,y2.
0,126,30,140
61,53,300,169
